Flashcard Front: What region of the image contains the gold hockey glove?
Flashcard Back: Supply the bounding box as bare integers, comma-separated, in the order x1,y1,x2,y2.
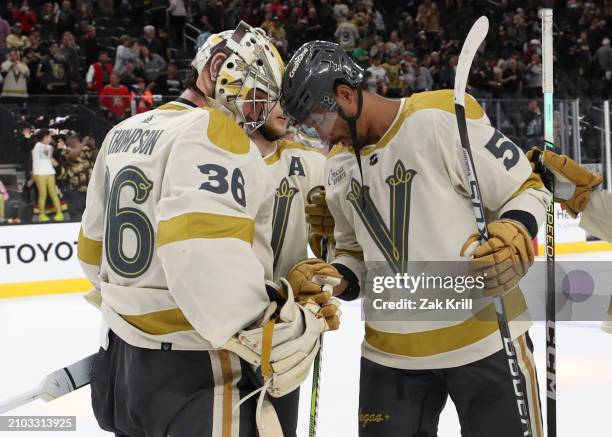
306,186,335,258
286,258,342,330
526,147,603,217
460,219,534,297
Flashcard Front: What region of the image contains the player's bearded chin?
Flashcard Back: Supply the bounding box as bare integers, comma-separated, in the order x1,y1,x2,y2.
259,122,282,142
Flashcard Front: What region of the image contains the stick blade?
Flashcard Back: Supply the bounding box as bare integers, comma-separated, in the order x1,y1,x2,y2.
454,16,489,107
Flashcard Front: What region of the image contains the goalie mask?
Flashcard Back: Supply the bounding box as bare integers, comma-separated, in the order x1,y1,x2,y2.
192,22,285,134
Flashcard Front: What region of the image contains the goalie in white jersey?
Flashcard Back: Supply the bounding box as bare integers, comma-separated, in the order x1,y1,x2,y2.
282,41,551,437
78,24,339,437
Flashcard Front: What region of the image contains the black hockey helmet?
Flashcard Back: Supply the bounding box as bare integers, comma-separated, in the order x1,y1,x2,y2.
281,41,364,125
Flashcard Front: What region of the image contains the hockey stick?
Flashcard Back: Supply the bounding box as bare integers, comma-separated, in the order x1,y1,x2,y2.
0,354,95,414
454,16,532,436
541,5,557,437
309,236,329,437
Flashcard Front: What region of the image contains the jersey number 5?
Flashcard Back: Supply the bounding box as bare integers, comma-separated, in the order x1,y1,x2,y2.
105,165,155,278
484,129,521,171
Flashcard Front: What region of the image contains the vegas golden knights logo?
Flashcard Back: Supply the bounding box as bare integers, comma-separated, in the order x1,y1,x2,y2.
347,160,417,274
271,178,299,269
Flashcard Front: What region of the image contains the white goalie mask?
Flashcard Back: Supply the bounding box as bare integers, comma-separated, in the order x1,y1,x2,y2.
191,22,285,134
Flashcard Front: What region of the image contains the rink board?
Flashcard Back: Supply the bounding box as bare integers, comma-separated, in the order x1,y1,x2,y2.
1,217,611,299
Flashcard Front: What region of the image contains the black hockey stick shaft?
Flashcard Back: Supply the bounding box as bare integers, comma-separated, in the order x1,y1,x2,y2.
309,236,328,437
542,5,557,436
454,17,533,436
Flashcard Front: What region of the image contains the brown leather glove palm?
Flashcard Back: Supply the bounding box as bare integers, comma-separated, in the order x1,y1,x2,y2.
460,220,534,297
526,147,603,217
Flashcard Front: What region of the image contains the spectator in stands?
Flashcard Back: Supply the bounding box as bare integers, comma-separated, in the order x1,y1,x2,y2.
6,23,31,53
525,99,543,150
593,37,612,77
438,53,457,90
384,55,403,97
147,63,182,97
416,0,439,35
1,49,30,99
167,0,186,46
131,77,153,114
0,179,7,224
13,2,37,33
0,16,10,63
267,16,288,56
37,41,70,95
56,1,76,38
414,59,433,92
31,128,63,222
99,72,130,121
38,2,58,40
140,25,164,58
501,57,522,98
386,31,403,58
59,31,80,91
366,55,387,95
76,3,94,35
81,25,101,66
524,53,542,98
140,45,166,82
352,39,370,70
333,0,349,23
335,15,360,51
115,36,141,75
86,50,113,94
119,61,138,89
60,133,95,220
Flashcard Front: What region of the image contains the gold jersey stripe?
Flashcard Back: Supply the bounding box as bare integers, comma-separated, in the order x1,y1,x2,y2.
330,91,486,159
511,172,545,199
77,228,102,266
121,307,194,335
335,248,365,261
518,336,543,437
365,287,527,357
207,108,250,155
157,103,190,111
220,350,234,437
157,212,255,247
263,139,321,165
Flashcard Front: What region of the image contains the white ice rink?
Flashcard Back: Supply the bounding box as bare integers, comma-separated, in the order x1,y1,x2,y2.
1,252,611,436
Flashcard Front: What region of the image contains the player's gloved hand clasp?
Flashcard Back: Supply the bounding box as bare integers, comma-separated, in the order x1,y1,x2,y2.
526,147,603,218
460,219,534,298
306,185,335,258
286,258,342,330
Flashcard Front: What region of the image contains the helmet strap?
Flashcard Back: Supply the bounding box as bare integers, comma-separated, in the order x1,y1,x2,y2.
337,87,366,207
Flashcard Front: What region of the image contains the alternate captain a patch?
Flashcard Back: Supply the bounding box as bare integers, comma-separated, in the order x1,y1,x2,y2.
288,156,306,177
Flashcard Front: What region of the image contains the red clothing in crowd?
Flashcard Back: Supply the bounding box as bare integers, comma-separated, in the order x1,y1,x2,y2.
100,84,131,117
12,9,37,32
88,62,114,94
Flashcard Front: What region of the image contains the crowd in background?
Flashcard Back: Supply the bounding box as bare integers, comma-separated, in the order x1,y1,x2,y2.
0,0,611,223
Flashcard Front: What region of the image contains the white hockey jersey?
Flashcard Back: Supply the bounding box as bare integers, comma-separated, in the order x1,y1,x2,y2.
78,99,276,350
580,190,612,242
262,139,326,281
325,90,551,369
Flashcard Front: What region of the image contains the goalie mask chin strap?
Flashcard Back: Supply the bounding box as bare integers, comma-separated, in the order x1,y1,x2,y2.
337,87,365,207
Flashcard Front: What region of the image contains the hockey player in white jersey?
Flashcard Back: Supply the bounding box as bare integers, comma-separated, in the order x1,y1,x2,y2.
282,41,551,437
77,23,339,437
526,147,612,334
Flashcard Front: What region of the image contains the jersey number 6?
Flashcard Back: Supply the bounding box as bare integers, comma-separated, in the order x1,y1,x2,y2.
105,165,155,278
